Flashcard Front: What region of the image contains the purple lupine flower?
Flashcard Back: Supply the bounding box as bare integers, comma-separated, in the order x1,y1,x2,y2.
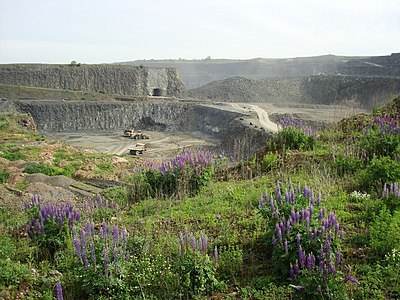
85,220,91,235
270,197,275,211
284,190,289,203
291,208,296,222
294,261,300,275
290,265,295,278
319,247,324,262
296,233,301,246
335,223,340,236
319,259,324,273
317,285,322,293
259,196,264,209
72,225,77,238
274,208,279,220
82,251,89,269
103,248,109,275
303,184,310,198
213,246,218,264
325,239,331,260
73,238,81,258
202,234,208,253
299,246,306,268
335,250,341,266
112,225,119,247
275,182,281,198
184,227,189,246
297,182,301,195
190,234,196,251
276,224,282,242
328,262,336,275
286,220,291,236
56,281,63,300
307,253,315,271
290,187,295,203
306,216,310,229
91,221,95,237
290,285,303,291
344,267,359,283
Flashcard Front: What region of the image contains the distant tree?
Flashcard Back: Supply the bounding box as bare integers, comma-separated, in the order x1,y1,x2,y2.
70,60,77,66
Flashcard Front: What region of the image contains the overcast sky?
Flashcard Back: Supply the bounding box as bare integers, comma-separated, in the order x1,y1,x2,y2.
0,0,399,63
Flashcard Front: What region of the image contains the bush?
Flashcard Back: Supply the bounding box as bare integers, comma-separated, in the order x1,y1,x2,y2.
358,157,400,192
131,150,214,199
24,196,81,261
273,127,316,151
217,245,243,283
176,230,224,297
369,208,400,258
259,181,351,298
1,150,25,161
0,172,9,183
261,152,279,172
24,163,75,177
0,235,33,290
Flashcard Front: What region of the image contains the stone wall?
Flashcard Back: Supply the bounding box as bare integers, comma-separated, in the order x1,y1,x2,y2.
0,64,184,98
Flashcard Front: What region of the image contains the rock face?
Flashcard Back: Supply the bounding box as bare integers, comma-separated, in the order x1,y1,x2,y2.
0,64,184,98
188,75,400,109
12,100,266,158
14,100,242,137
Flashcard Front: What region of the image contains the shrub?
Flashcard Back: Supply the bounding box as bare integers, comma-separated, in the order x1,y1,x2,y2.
358,157,400,192
0,172,9,183
176,229,224,297
216,245,243,283
369,208,400,258
274,127,316,151
259,180,353,298
24,195,81,260
1,150,25,161
24,163,75,177
132,150,214,199
261,152,279,172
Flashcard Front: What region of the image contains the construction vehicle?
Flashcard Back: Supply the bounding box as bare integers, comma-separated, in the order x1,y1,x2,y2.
123,129,150,139
124,129,135,137
128,143,146,155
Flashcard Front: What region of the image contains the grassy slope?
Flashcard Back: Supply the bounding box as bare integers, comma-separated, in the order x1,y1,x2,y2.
0,97,399,299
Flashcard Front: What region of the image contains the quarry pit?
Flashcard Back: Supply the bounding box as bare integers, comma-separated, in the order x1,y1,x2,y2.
8,98,366,161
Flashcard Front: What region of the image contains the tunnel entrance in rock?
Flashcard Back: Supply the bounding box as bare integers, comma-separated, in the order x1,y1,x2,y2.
152,88,163,96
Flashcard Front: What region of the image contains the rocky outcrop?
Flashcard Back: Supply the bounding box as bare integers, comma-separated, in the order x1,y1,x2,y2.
0,64,184,98
188,75,400,109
